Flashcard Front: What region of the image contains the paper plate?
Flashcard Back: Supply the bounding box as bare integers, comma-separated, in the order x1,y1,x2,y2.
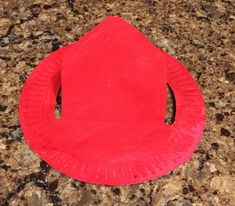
19,16,206,185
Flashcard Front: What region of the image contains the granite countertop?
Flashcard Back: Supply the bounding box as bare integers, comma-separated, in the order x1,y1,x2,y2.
0,0,234,205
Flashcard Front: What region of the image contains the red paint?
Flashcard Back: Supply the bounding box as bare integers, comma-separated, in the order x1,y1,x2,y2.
19,16,206,185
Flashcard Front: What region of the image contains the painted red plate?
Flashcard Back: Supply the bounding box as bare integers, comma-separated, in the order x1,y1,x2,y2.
19,16,206,185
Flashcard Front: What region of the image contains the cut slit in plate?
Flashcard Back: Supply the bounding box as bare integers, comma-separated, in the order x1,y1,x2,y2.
54,87,62,119
165,84,176,125
19,16,206,185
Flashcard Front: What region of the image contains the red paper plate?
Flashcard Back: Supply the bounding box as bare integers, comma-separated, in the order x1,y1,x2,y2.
19,16,206,185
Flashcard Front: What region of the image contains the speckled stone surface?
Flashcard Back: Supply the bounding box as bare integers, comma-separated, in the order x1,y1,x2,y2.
0,0,234,205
